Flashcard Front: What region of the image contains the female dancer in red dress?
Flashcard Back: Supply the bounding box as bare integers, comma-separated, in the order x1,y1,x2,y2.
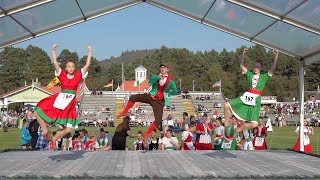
253,118,268,150
34,44,91,149
292,120,314,153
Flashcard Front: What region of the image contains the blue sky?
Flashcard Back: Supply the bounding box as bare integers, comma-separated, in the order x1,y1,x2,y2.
15,3,253,60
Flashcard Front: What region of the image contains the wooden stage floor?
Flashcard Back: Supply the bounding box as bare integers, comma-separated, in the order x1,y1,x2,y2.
0,150,319,179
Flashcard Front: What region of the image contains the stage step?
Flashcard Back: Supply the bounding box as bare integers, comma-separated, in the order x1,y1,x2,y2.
115,98,124,126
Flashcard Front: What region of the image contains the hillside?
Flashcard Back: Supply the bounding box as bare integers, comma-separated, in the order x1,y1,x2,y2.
100,49,156,68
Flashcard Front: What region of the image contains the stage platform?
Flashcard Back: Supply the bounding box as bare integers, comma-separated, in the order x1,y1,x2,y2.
0,150,319,179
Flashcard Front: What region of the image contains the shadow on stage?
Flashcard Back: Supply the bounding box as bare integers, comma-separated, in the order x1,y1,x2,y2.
48,151,87,162
203,150,238,158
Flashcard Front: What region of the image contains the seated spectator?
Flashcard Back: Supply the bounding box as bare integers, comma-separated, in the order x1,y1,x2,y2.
96,128,111,150
72,131,84,151
62,132,72,151
85,134,98,151
80,129,89,144
84,118,89,127
93,118,97,127
133,131,147,151
148,130,162,150
161,129,179,150
54,131,63,150
20,119,31,150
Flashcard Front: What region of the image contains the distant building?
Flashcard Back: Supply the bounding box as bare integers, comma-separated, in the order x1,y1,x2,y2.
0,81,87,109
116,65,151,92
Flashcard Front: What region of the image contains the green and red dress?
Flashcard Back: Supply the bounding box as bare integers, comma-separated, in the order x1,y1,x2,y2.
228,70,272,123
221,124,237,150
34,69,87,128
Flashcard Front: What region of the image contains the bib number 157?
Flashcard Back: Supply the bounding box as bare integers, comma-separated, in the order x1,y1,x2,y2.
245,96,254,102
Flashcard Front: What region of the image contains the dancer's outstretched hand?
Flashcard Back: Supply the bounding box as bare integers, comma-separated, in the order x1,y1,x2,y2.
87,46,92,52
52,44,58,50
273,50,279,56
243,48,248,53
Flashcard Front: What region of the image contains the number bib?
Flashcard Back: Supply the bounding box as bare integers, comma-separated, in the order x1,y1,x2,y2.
240,91,259,106
254,137,264,147
53,92,75,110
221,140,232,149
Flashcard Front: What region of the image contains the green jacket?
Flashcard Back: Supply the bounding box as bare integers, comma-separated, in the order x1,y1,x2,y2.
148,74,179,106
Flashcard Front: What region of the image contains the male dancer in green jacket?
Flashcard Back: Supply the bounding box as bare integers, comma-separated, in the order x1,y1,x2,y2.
118,64,179,142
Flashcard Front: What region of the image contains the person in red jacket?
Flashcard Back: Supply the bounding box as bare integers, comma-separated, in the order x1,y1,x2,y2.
117,64,178,142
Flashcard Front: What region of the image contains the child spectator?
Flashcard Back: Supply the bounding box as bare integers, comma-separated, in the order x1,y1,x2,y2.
20,119,31,150
181,122,196,150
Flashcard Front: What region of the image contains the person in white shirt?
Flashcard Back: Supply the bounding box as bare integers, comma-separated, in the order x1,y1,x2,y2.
213,117,225,150
162,114,174,135
161,129,179,150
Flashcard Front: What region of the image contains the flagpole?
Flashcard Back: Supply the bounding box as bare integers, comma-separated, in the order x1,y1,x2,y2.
192,80,194,91
112,79,114,91
122,63,125,92
220,80,222,92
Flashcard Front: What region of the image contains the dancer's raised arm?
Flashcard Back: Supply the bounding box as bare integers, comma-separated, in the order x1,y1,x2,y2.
52,44,60,73
240,48,248,73
268,50,279,75
82,46,92,75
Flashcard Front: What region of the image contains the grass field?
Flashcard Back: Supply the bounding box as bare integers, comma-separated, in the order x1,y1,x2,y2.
0,126,319,154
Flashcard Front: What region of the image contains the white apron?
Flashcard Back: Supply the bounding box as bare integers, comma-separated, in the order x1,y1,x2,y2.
254,137,264,147
53,92,75,110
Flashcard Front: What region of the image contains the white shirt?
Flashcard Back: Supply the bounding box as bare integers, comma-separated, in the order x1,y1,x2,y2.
162,119,169,131
159,75,168,86
215,126,225,137
162,137,179,150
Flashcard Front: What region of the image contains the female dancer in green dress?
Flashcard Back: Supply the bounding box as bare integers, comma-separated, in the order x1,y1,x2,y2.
224,48,279,132
221,116,237,150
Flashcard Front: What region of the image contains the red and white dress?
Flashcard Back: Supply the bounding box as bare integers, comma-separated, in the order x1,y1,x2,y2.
293,126,312,153
196,122,213,150
34,68,87,128
181,131,195,150
253,126,268,150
